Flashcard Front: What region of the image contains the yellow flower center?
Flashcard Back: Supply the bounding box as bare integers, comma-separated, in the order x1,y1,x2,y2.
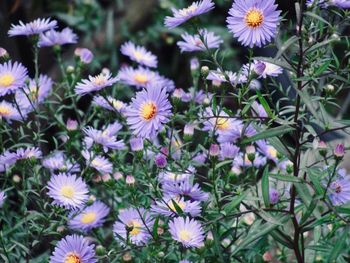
267,146,277,158
179,229,192,242
127,220,142,236
93,75,107,86
65,253,81,263
216,118,229,130
0,73,15,87
81,212,97,224
140,101,157,121
168,198,186,212
134,73,148,84
179,5,198,16
134,51,144,60
60,185,75,199
245,9,264,28
91,159,102,167
0,105,11,116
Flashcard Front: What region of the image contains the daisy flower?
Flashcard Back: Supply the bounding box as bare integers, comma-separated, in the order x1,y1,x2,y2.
113,208,154,245
0,101,22,122
207,68,247,86
121,41,158,68
47,173,89,209
92,95,126,113
158,171,191,184
226,0,281,48
169,217,205,248
151,196,201,217
75,73,119,96
82,151,113,174
69,201,110,232
125,86,172,138
38,27,78,47
219,143,240,160
0,191,6,208
8,18,57,37
328,176,350,206
15,147,42,160
50,234,96,263
244,60,283,78
256,140,278,163
164,0,215,29
177,29,223,52
42,151,80,173
117,66,160,89
162,181,209,202
332,0,350,8
0,61,28,96
0,150,17,172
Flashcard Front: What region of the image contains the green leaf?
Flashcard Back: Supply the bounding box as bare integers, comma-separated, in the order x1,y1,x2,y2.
212,225,225,262
241,125,294,144
171,199,184,216
275,36,299,59
270,174,302,183
224,194,245,213
300,197,319,225
314,60,331,76
152,216,159,240
305,11,331,26
270,230,294,249
256,90,273,118
261,166,270,207
327,228,347,262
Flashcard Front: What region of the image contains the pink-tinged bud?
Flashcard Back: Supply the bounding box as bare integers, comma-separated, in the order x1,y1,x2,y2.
126,175,135,185
155,154,167,168
184,124,195,139
130,137,144,152
262,251,273,262
113,172,123,180
102,173,112,182
190,57,199,71
212,79,222,87
317,140,327,156
334,144,345,159
66,118,78,131
75,47,93,64
0,47,9,61
246,145,256,162
172,88,185,99
160,147,169,156
209,144,220,157
122,252,132,262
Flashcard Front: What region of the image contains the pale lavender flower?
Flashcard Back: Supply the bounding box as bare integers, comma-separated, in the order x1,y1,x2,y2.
0,101,22,122
328,176,350,206
38,27,78,47
256,140,278,163
0,48,8,59
0,191,6,208
169,217,204,248
125,86,172,138
92,95,126,113
233,152,267,168
47,173,89,209
113,208,154,245
75,73,119,95
151,196,201,217
244,60,283,78
15,147,42,160
332,0,350,8
117,66,160,89
0,151,17,172
130,137,144,152
50,234,96,263
220,143,240,160
226,0,281,48
164,0,215,29
158,171,191,184
42,151,80,173
252,101,268,118
75,48,94,64
82,151,113,174
207,68,247,85
8,18,57,37
121,41,158,68
177,29,223,52
69,201,110,232
162,180,209,201
0,61,28,96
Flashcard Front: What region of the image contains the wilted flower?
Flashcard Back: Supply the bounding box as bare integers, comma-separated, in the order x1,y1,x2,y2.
50,235,96,263
75,72,119,96
8,18,57,37
164,0,215,29
38,27,78,47
121,41,158,68
169,217,204,248
244,60,283,78
177,29,223,52
227,0,281,47
207,68,247,85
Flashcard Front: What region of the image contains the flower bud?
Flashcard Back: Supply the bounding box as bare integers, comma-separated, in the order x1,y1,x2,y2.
66,65,75,74
318,140,327,157
0,47,9,61
122,252,132,262
269,188,280,205
201,66,210,78
334,144,345,159
263,251,272,262
126,175,135,185
157,252,165,258
56,225,65,233
66,118,78,131
246,145,256,162
113,172,123,180
184,124,195,140
13,174,21,183
253,61,266,76
209,144,220,157
75,47,93,64
190,57,199,71
96,245,106,256
155,154,167,168
325,84,335,96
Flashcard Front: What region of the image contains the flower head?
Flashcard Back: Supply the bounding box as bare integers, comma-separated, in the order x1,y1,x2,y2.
9,18,57,37
82,151,113,174
118,66,160,89
177,29,222,52
164,0,215,29
162,180,209,202
92,95,126,113
121,41,158,68
244,60,283,78
207,68,247,86
227,0,281,47
125,86,172,138
50,234,96,263
220,143,240,160
42,151,80,173
328,176,350,206
39,27,78,47
0,101,22,122
0,61,28,96
151,196,201,217
15,147,42,160
169,217,204,248
75,48,94,64
113,208,154,245
47,173,89,209
75,73,119,96
69,201,110,232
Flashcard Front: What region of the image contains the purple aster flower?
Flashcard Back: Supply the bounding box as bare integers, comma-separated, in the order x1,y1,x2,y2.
69,201,110,232
92,95,126,113
207,68,247,86
256,140,278,163
155,154,168,168
50,234,96,263
82,151,113,174
252,101,268,118
15,74,53,111
334,143,345,158
47,173,89,209
226,0,281,48
75,73,119,96
151,196,201,217
244,60,283,78
269,188,280,204
38,27,78,47
0,150,17,172
233,152,267,168
164,0,215,29
158,171,191,184
8,18,57,37
162,181,209,201
0,100,22,123
0,61,28,96
125,86,172,138
42,151,80,173
332,0,350,8
177,29,223,52
117,66,161,89
0,191,6,208
113,208,154,245
220,143,240,160
121,41,158,68
180,261,193,263
169,217,205,248
192,152,207,166
130,137,144,152
15,147,42,160
83,122,125,153
75,48,94,64
328,176,350,206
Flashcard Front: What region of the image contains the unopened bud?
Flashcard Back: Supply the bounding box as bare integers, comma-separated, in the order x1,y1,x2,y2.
201,66,210,78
